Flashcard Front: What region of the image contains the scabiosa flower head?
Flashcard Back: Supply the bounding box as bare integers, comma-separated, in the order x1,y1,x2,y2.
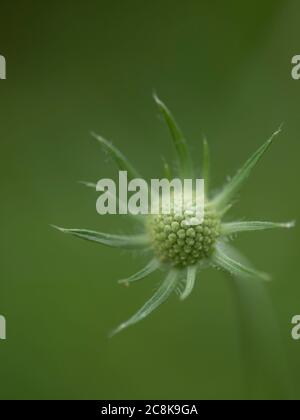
55,95,295,336
147,206,220,267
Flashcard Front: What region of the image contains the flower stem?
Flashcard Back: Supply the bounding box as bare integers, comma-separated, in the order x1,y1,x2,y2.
229,276,294,399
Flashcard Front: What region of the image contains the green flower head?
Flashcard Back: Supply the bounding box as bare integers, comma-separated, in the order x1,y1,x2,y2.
55,95,295,336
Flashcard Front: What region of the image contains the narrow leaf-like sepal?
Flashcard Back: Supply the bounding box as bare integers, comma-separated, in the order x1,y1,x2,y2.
213,126,282,210
153,94,194,178
221,220,295,236
110,270,178,336
53,226,149,249
91,132,140,180
180,265,197,301
118,259,160,286
202,137,210,194
213,244,271,282
78,181,97,189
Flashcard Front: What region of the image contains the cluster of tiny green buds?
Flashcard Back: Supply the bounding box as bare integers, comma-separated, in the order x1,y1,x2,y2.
147,205,220,267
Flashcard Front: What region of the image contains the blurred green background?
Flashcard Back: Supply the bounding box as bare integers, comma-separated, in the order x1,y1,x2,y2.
0,0,299,400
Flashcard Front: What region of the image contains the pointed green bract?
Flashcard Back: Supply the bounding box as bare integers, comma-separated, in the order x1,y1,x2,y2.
78,181,97,189
217,202,234,218
216,241,253,267
118,259,160,286
180,265,197,301
153,94,194,178
213,245,271,282
213,127,282,210
91,132,141,180
110,270,178,336
221,220,295,236
53,226,149,249
202,137,210,194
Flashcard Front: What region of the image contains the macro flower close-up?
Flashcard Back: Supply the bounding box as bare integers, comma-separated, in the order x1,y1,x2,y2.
3,0,300,403
55,95,294,336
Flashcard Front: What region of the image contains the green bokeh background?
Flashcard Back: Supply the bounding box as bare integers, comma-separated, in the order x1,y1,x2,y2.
0,0,300,400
